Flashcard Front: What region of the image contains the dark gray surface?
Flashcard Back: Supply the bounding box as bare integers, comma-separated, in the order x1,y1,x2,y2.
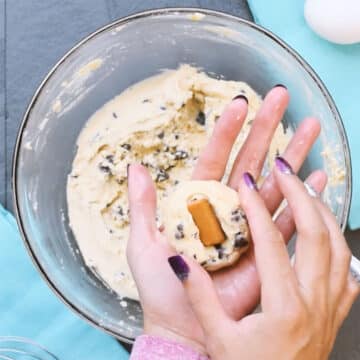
0,0,5,204
1,1,359,358
3,0,252,209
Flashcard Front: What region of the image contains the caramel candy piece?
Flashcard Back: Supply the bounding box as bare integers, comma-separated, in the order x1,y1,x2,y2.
187,198,226,246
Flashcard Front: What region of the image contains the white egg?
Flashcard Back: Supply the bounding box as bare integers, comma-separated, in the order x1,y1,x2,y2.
304,0,360,44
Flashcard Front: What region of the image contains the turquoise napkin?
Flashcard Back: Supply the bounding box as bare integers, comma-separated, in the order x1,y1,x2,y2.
0,205,129,359
248,0,360,229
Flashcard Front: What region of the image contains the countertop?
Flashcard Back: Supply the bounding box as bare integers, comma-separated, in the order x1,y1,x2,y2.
1,1,359,358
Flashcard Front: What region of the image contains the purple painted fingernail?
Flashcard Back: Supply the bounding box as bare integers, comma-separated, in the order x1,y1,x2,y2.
275,156,294,175
232,94,248,104
168,255,190,281
243,172,258,191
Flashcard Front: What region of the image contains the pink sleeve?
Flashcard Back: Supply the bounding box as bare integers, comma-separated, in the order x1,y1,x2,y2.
130,335,209,360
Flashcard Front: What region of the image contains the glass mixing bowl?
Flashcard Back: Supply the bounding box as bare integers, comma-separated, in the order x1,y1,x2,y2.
12,8,351,343
0,337,58,360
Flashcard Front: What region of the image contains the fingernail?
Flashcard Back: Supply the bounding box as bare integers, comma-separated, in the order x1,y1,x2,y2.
304,182,319,198
168,255,190,281
275,156,294,175
232,94,248,104
243,172,258,191
274,84,287,89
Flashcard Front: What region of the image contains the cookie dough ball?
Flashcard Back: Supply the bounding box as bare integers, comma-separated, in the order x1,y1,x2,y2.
161,180,250,271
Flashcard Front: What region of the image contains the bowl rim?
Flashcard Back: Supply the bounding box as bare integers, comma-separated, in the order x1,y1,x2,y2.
12,7,352,344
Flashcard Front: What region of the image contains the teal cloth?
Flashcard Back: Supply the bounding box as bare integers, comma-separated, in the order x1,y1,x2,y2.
248,0,360,229
0,205,129,359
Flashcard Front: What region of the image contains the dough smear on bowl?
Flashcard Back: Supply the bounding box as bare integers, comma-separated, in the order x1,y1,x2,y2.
67,65,290,301
161,180,250,271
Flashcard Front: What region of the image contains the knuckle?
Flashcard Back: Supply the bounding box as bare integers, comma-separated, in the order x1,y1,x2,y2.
304,227,329,246
197,155,223,176
281,303,310,334
317,228,330,244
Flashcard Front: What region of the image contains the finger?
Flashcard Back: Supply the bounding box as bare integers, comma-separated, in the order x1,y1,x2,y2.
335,275,360,328
313,199,352,306
168,255,229,334
228,86,289,188
127,164,157,247
274,157,331,295
275,170,328,243
192,97,248,180
260,117,321,214
239,172,298,310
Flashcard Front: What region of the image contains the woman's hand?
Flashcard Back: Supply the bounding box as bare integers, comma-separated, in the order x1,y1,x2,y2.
169,159,359,360
127,164,206,353
127,86,324,352
192,86,325,319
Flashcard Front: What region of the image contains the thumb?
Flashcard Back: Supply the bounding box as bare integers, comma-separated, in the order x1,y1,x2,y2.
127,164,157,249
168,255,229,334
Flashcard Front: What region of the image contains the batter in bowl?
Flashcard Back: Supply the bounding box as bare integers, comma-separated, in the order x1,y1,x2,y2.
67,65,290,300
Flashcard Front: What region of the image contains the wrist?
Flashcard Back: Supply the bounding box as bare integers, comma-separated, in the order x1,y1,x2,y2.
144,318,207,355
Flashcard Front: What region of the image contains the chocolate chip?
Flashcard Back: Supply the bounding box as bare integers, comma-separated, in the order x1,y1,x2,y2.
196,111,206,125
218,249,224,259
215,244,223,250
174,134,179,140
155,169,169,182
112,112,118,119
163,145,170,152
99,164,112,174
175,231,184,240
160,106,167,111
109,229,114,234
200,261,207,266
118,206,124,216
121,143,131,151
234,233,249,248
157,131,165,139
105,154,114,164
174,180,179,185
71,174,79,179
177,224,184,231
231,209,244,222
174,150,188,160
142,99,150,103
193,254,197,260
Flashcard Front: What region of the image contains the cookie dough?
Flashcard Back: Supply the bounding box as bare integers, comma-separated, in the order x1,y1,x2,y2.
161,180,250,271
67,65,290,300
